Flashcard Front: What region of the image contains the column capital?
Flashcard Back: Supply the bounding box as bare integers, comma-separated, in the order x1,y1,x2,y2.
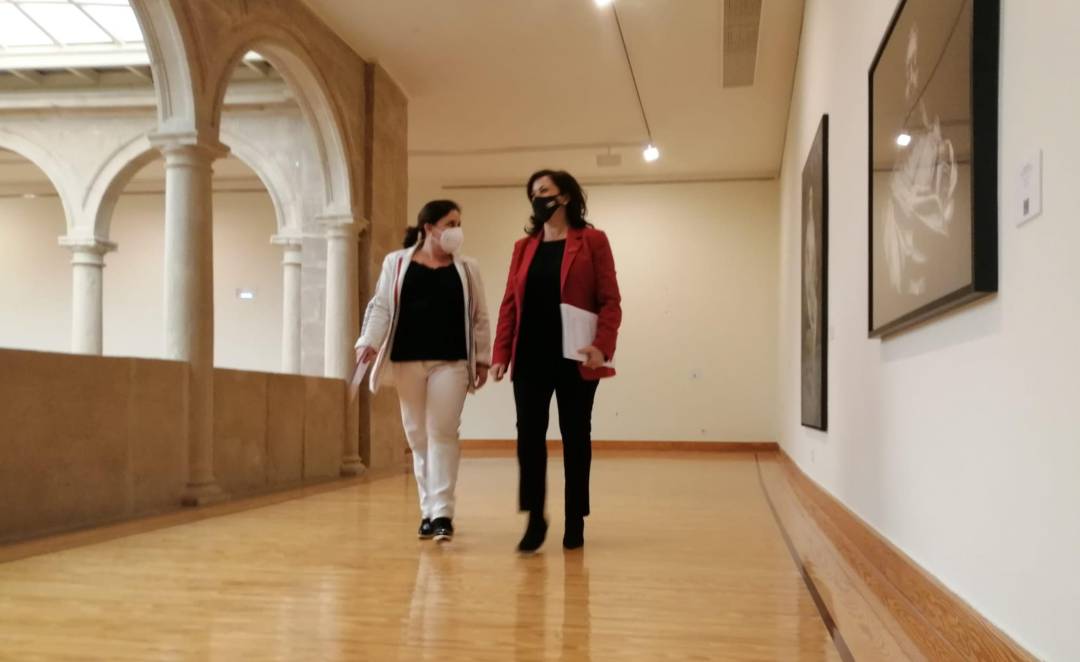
271,233,305,249
149,131,230,161
272,234,304,266
319,214,370,239
58,236,117,265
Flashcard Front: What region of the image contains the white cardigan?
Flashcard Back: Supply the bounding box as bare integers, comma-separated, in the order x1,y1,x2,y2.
355,244,492,394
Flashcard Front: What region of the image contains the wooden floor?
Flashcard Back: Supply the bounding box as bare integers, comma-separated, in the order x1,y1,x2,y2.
0,453,843,661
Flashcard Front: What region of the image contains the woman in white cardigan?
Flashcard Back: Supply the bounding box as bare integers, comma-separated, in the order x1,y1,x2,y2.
355,200,491,543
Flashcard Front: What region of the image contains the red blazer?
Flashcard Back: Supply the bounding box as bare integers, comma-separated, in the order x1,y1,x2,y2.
493,226,622,380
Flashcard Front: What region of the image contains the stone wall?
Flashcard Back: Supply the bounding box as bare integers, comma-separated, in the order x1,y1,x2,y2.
0,348,347,544
358,63,410,471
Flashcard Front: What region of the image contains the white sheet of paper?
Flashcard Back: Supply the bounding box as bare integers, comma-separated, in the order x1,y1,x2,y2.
347,359,371,401
560,303,614,367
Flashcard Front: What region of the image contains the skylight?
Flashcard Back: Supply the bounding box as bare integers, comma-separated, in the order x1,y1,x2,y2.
0,4,270,77
0,1,143,47
0,1,149,71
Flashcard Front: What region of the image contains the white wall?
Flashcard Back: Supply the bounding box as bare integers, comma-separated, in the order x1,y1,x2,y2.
777,2,1080,659
409,180,779,443
0,191,284,374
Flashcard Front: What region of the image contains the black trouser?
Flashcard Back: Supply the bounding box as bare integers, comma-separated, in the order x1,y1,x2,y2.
513,360,599,519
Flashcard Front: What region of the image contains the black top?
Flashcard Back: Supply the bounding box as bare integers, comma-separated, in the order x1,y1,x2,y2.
390,261,467,362
514,240,566,378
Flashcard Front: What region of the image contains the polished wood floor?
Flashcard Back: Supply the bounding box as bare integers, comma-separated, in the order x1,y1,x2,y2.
0,453,842,661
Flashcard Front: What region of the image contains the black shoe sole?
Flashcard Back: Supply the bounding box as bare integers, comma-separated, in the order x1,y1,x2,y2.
418,533,434,540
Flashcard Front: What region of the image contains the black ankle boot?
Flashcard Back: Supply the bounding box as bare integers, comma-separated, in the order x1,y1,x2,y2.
563,516,584,550
517,512,548,553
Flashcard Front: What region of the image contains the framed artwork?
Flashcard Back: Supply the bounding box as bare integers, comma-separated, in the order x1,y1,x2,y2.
868,0,999,337
802,115,828,431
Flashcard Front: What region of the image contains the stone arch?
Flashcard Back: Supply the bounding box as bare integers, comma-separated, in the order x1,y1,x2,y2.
88,130,300,241
218,129,295,234
128,0,203,135
85,133,159,241
0,129,79,235
208,27,354,219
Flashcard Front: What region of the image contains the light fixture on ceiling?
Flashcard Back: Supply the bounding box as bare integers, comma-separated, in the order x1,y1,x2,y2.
896,133,912,147
236,288,256,301
595,0,613,7
608,2,660,164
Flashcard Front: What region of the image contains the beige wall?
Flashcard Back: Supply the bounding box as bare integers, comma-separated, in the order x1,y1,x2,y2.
0,190,285,374
778,1,1080,659
408,179,780,443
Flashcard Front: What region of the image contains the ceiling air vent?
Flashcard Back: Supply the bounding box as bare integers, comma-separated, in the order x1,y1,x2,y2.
723,0,762,88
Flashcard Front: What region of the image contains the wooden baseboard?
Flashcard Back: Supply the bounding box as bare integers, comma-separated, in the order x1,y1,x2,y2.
757,449,1035,661
455,439,778,453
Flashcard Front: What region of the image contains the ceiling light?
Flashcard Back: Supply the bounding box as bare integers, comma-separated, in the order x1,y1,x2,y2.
595,0,614,6
896,133,912,147
22,193,37,199
236,289,256,301
643,144,660,162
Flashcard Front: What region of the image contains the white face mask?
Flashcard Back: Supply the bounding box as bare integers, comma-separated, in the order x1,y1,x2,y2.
437,226,464,254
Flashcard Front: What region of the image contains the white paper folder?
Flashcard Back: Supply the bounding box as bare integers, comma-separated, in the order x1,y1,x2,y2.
560,303,614,367
347,359,371,401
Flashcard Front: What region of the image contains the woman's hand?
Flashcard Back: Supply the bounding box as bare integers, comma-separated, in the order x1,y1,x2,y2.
474,365,490,390
580,345,605,370
355,345,377,364
491,363,508,382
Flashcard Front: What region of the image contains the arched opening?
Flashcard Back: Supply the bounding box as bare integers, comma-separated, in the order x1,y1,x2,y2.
0,147,71,353
212,39,352,218
208,152,284,373
210,51,307,374
96,53,292,373
101,151,281,372
214,46,350,376
0,0,182,358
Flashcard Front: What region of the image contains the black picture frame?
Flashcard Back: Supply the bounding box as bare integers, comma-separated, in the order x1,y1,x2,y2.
867,0,999,337
801,115,828,431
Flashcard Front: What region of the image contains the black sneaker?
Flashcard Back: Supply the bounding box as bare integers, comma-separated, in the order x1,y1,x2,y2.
418,518,434,540
563,517,584,550
432,517,454,542
517,513,548,554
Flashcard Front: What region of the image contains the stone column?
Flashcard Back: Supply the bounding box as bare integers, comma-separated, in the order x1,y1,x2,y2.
152,133,229,506
323,217,357,380
58,237,116,355
322,215,365,476
272,235,303,374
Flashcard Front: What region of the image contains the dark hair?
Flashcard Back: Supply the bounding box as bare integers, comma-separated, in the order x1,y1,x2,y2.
404,199,460,248
525,169,592,236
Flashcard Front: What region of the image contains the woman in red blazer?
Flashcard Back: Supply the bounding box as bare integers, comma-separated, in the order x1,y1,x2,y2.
491,169,622,553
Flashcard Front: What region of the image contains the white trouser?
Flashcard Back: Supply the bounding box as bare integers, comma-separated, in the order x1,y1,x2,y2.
392,361,469,520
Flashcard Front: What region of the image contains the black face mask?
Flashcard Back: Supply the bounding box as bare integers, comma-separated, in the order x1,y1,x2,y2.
531,195,561,223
